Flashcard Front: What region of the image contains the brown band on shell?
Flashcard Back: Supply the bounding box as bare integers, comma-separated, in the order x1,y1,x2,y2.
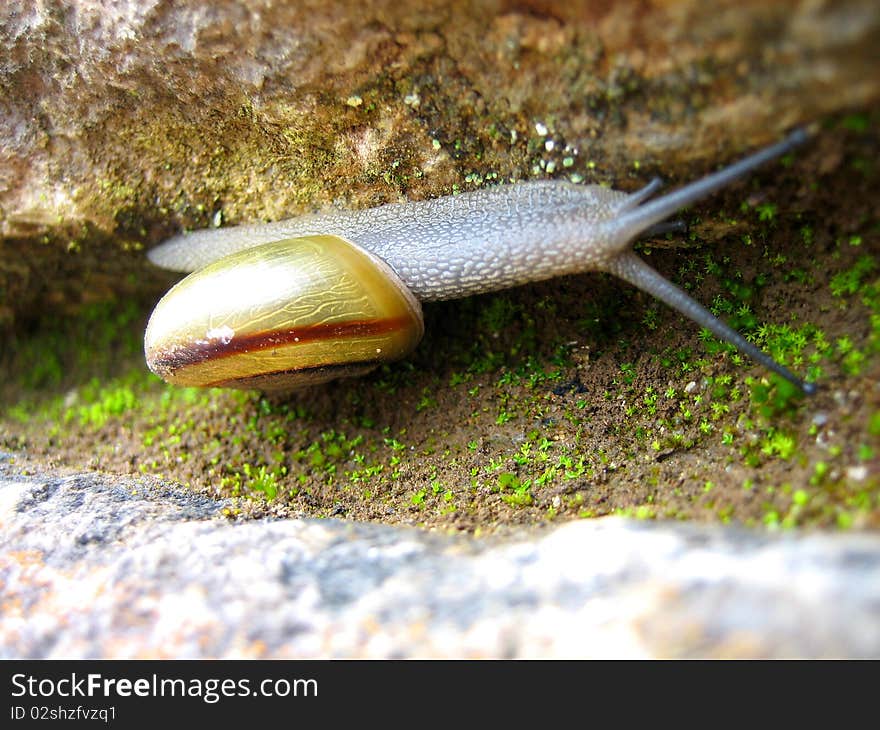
148,315,416,380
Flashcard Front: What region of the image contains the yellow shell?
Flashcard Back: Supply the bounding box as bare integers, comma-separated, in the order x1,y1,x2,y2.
144,235,424,389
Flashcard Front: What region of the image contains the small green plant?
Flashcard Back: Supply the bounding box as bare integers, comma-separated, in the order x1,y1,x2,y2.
756,202,777,222
242,463,285,500
497,472,533,506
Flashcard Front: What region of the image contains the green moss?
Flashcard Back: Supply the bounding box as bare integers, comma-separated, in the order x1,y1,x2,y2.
840,113,870,132
2,114,878,533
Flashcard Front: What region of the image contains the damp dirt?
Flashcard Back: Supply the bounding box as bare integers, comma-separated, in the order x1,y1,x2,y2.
1,122,878,535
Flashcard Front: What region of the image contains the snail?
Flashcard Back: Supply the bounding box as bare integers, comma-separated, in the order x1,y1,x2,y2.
145,128,816,395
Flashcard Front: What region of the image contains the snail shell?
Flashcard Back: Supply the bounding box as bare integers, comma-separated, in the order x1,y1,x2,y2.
144,235,423,389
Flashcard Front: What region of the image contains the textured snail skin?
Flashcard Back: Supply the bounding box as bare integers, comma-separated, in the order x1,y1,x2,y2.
150,181,632,301
146,129,815,393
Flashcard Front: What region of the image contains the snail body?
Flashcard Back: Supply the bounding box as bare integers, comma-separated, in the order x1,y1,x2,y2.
145,129,816,394
148,180,640,301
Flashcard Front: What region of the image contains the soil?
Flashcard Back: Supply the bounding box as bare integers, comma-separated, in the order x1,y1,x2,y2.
1,120,878,535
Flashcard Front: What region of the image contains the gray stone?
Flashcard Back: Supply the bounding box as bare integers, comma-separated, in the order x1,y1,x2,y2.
2,464,879,657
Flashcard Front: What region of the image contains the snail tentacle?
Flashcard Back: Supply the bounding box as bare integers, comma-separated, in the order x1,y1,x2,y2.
608,128,808,252
621,177,664,210
589,128,814,394
641,220,687,238
605,251,816,395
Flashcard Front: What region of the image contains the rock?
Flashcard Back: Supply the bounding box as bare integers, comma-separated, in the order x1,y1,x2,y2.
2,466,879,658
2,0,879,324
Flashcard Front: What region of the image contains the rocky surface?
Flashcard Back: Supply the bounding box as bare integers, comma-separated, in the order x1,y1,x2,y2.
2,462,879,658
2,0,879,324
